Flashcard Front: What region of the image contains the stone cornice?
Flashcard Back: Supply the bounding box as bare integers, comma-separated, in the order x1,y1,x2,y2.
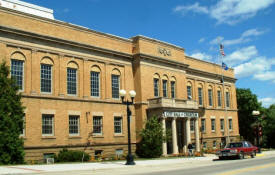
134,53,189,69
0,25,133,59
186,67,237,83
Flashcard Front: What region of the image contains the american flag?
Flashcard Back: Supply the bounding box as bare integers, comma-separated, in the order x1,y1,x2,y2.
220,44,225,56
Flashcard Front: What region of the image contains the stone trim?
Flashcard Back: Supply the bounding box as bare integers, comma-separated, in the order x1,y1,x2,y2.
40,109,56,114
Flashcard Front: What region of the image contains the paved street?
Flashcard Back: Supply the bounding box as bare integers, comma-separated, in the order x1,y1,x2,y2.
1,151,275,175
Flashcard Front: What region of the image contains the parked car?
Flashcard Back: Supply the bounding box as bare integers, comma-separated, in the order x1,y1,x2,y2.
216,141,258,160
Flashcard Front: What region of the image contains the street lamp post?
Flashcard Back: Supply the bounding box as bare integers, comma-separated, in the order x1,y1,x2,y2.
252,110,261,153
119,89,136,165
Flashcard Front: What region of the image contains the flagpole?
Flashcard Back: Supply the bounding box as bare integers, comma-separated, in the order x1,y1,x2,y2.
219,43,230,145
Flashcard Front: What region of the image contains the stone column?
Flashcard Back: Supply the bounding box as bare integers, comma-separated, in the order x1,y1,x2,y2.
195,118,200,152
162,117,167,156
172,117,179,154
185,118,191,147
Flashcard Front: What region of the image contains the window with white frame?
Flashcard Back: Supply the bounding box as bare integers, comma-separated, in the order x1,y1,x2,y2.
42,114,54,136
91,71,100,97
111,75,120,99
187,85,192,99
67,68,77,95
93,116,102,134
208,89,213,106
69,115,79,135
162,80,168,97
20,114,25,136
198,87,203,106
211,118,216,131
41,64,52,93
114,117,122,134
203,142,207,149
171,81,175,98
229,118,233,130
201,119,206,132
217,90,222,107
220,118,224,131
154,78,159,97
226,91,230,108
11,59,24,90
190,119,195,132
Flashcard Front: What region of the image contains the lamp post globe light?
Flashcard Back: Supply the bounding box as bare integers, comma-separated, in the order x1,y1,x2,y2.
119,89,136,165
252,110,261,153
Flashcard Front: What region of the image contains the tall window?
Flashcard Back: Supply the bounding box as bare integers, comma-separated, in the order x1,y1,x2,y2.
171,81,175,98
213,141,217,148
69,115,79,135
190,119,195,131
211,119,216,131
226,92,230,108
198,87,203,106
220,119,224,131
42,114,54,136
91,71,100,97
112,75,120,99
20,114,25,136
67,68,77,95
93,116,102,134
208,89,213,106
162,80,167,97
154,78,159,97
201,119,205,132
11,60,24,90
41,64,52,93
187,85,192,99
114,117,122,134
229,119,233,130
217,90,222,107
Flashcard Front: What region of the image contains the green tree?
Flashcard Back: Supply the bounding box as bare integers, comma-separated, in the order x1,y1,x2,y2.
236,88,262,143
0,61,25,164
136,116,170,158
262,104,275,148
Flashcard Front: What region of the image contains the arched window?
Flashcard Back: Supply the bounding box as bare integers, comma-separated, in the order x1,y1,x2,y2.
40,57,54,93
111,69,121,99
10,52,25,90
162,75,168,98
90,65,101,97
217,87,222,107
67,61,78,95
170,76,176,98
208,85,213,107
187,81,193,100
198,83,203,106
153,74,160,97
226,88,230,108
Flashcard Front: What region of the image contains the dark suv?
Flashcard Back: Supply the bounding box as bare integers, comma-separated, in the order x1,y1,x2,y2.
216,141,258,160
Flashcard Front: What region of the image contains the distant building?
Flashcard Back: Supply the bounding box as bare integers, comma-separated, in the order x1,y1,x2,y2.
0,0,239,162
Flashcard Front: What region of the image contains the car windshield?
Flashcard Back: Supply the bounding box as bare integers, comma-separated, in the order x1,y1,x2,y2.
225,142,243,148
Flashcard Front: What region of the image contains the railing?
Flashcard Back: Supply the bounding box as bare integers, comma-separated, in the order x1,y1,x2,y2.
148,97,198,109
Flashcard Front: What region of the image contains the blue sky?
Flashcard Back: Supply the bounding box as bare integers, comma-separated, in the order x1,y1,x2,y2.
24,0,275,107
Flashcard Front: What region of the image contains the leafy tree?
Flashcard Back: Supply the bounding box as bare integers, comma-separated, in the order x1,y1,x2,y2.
236,88,262,143
0,61,25,164
136,116,170,158
262,104,275,148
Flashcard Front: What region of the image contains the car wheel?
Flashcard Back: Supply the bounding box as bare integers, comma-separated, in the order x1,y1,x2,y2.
239,152,244,159
219,156,224,160
251,151,256,158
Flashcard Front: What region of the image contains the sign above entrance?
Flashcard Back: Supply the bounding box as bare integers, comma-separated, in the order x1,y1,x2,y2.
163,111,199,118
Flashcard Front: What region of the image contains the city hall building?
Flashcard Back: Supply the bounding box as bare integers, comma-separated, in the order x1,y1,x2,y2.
0,0,239,162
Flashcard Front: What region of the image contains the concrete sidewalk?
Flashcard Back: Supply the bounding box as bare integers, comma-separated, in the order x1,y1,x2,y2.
0,151,274,175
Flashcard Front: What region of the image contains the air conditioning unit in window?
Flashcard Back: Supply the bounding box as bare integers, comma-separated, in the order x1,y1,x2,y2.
46,158,54,164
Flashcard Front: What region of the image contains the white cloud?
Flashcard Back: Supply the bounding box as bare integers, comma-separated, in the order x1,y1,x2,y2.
174,0,275,25
198,38,205,43
210,28,267,46
174,2,208,14
234,57,275,78
259,97,275,107
253,71,275,82
225,46,258,66
188,52,213,61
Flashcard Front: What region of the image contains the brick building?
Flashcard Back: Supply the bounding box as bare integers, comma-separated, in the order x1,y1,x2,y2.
0,0,239,162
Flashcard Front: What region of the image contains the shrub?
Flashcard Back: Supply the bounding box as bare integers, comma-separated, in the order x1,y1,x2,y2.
55,149,90,162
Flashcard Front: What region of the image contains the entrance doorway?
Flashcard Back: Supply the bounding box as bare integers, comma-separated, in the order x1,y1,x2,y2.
177,120,184,153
